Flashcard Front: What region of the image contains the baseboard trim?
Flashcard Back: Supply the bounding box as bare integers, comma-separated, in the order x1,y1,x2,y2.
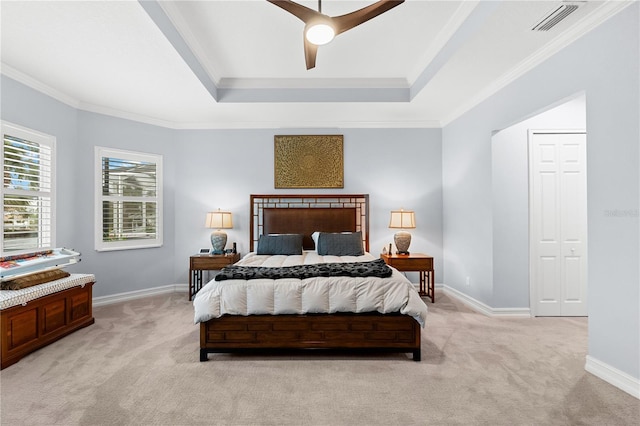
441,285,531,317
93,282,532,317
93,284,188,307
585,355,640,399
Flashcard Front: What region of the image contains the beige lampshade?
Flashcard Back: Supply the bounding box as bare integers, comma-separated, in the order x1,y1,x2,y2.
389,209,416,229
205,210,233,230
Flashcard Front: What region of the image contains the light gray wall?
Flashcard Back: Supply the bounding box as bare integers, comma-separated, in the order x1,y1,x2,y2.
491,95,586,308
1,77,79,256
172,127,443,285
443,5,639,379
75,111,177,297
1,77,178,298
1,76,443,297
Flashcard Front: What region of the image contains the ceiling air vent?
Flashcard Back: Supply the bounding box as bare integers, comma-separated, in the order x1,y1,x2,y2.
531,3,579,31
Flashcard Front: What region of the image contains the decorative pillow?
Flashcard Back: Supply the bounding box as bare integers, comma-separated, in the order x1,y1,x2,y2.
1,269,71,290
317,232,364,256
257,234,303,255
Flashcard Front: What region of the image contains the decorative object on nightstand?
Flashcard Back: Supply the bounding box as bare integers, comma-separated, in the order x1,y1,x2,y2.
389,209,416,254
205,209,233,254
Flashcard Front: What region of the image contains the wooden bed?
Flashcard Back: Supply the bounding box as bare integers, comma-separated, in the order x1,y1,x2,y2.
199,194,422,361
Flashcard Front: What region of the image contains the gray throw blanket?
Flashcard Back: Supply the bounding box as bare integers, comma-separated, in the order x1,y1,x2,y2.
214,258,392,281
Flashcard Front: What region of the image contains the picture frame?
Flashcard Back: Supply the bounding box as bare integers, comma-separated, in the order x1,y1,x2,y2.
274,135,344,188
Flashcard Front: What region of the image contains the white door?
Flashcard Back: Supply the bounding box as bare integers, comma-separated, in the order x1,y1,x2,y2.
529,130,588,316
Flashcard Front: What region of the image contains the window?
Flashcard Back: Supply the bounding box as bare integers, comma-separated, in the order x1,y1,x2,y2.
1,122,56,256
95,147,163,251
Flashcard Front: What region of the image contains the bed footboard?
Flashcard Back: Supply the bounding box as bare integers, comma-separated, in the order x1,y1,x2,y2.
200,312,421,361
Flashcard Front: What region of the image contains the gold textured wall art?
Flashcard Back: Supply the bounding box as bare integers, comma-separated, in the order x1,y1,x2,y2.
274,135,344,188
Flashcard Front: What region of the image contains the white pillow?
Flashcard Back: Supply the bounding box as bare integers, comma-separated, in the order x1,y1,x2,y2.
311,231,320,249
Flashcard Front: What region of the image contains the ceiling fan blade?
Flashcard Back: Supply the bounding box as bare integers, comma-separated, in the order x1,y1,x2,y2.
266,0,320,23
332,0,405,35
268,0,403,70
304,38,318,70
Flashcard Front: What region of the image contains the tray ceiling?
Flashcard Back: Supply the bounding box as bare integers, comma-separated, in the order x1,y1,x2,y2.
0,1,631,128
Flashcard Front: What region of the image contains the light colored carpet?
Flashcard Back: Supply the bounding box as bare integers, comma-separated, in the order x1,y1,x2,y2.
1,291,638,425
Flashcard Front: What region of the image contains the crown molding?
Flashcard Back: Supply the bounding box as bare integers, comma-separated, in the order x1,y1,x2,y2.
168,118,442,130
2,68,439,129
88,114,440,130
440,0,634,127
76,99,442,130
217,87,410,103
217,77,409,90
1,63,80,110
2,64,179,128
77,102,180,129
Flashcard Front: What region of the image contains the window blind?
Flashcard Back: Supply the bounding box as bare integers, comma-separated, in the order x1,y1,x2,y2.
95,147,162,251
2,129,54,254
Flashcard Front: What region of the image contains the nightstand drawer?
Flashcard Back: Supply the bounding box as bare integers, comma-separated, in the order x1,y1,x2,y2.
191,255,238,270
189,253,241,301
380,253,435,302
387,257,432,271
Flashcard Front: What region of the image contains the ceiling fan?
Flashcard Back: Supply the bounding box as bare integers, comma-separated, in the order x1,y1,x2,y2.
267,0,405,70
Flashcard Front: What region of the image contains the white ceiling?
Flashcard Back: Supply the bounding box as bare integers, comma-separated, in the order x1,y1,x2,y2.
0,1,632,129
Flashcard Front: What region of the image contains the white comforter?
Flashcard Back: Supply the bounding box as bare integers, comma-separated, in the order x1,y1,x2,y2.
193,252,428,327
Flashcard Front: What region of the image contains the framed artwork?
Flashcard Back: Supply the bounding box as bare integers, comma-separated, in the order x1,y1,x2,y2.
274,135,344,188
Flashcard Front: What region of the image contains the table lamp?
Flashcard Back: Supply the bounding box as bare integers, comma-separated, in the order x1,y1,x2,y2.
389,209,416,255
205,209,233,254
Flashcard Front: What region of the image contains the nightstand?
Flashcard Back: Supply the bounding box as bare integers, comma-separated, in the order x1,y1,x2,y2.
381,253,435,302
189,253,240,301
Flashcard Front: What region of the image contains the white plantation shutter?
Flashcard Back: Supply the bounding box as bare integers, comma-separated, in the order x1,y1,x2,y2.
95,147,163,251
1,123,55,256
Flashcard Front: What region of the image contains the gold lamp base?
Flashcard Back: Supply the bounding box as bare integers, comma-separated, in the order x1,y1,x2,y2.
394,231,412,255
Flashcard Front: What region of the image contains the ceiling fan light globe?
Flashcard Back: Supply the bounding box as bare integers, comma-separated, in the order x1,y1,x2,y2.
305,24,335,45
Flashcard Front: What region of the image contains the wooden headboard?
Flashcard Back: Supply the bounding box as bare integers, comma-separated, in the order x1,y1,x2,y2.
250,194,369,252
